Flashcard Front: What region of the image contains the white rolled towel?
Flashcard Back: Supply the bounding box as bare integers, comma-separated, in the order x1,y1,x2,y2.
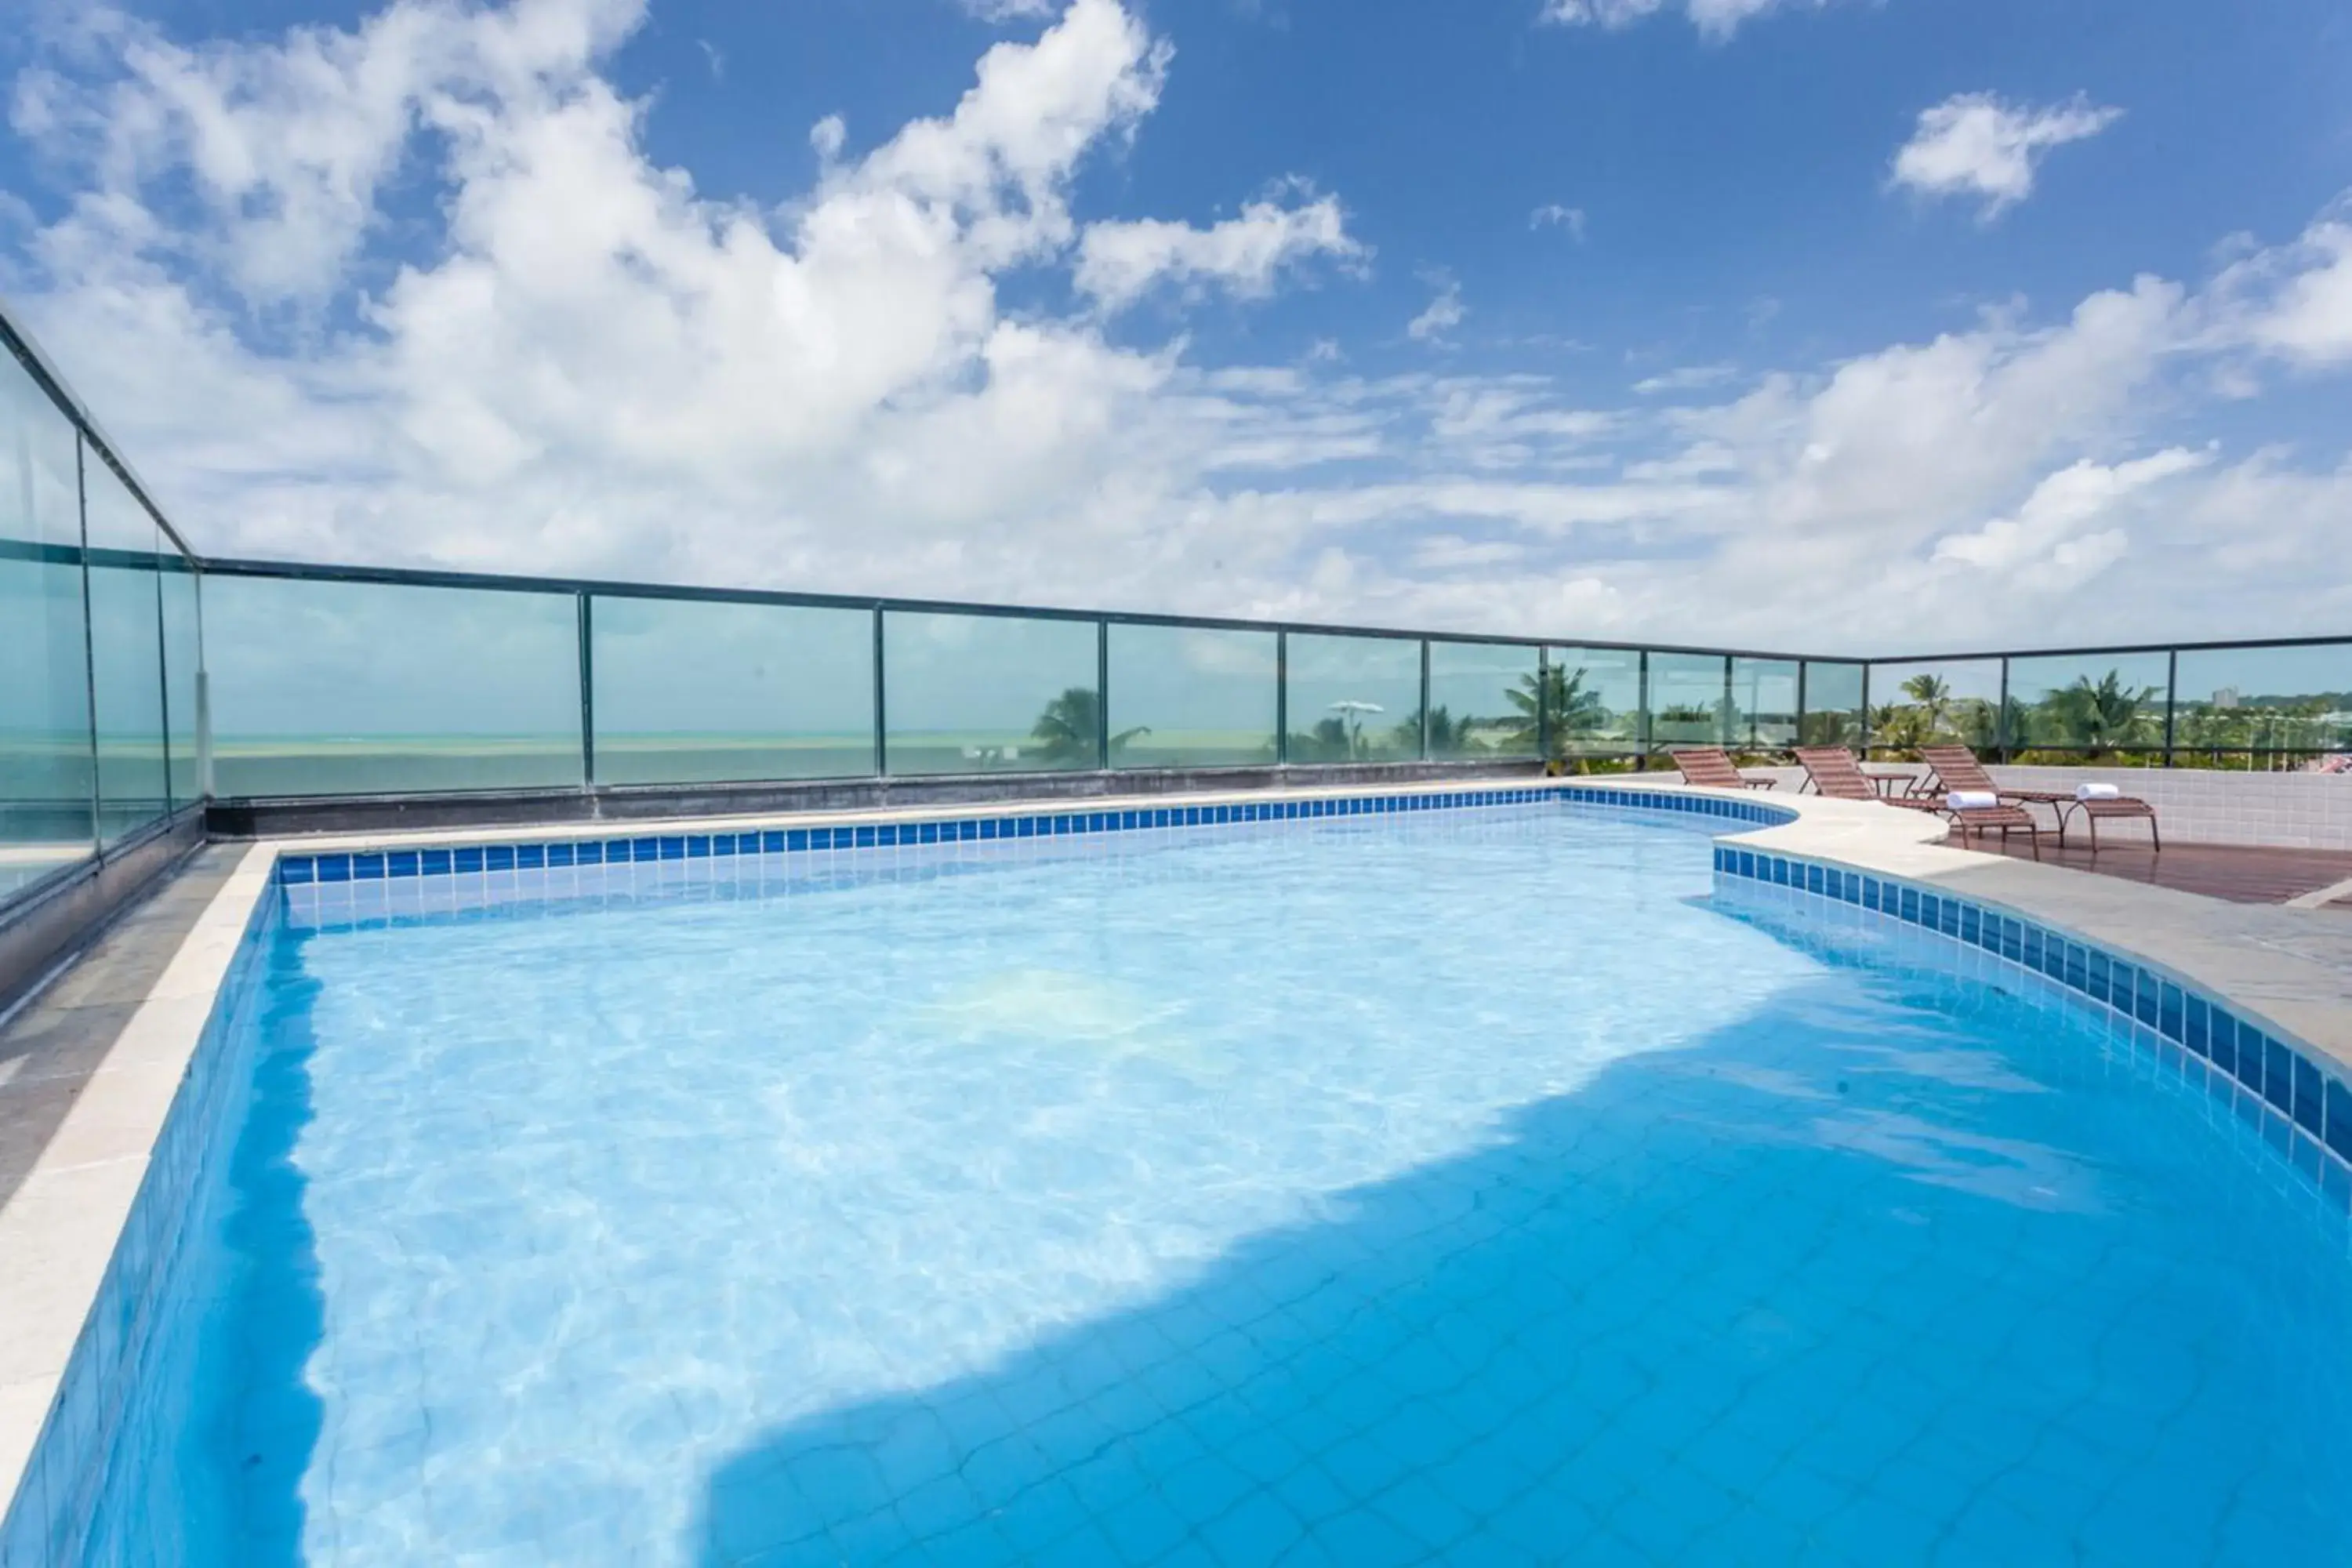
1947,789,1999,811
2075,782,2122,801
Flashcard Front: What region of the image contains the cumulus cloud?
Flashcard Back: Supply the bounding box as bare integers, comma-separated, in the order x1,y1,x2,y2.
1890,92,2122,218
2207,209,2352,367
1406,277,1465,343
4,0,2352,655
1539,0,1848,42
1930,449,2209,583
1074,191,1362,312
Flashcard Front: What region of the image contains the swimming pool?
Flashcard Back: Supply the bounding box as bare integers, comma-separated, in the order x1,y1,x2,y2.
47,795,2352,1563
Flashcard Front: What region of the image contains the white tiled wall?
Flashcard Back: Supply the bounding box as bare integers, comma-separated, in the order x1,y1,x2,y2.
1722,764,2352,851
1987,768,2352,851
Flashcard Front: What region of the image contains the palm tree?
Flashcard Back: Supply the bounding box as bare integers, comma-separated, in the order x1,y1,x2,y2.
2039,670,2160,754
1030,688,1149,765
1504,666,1606,759
1900,673,1952,739
1407,705,1486,757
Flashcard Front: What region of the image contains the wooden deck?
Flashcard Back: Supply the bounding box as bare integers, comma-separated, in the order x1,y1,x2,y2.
1974,833,2352,909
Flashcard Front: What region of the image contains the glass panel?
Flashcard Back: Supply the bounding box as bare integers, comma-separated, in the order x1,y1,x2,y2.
162,553,201,808
1800,661,1866,746
2007,652,2170,760
1866,659,2002,757
1646,652,1729,751
1730,657,1799,752
0,354,94,900
1105,625,1277,769
2173,644,2352,767
884,612,1100,775
591,597,875,785
1544,648,1644,762
205,575,584,797
82,452,168,844
1425,641,1541,760
1283,633,1423,763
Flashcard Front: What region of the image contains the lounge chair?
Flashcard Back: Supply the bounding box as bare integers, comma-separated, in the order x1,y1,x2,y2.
1792,747,1940,810
1794,746,2042,858
1919,745,2160,853
1668,746,1776,790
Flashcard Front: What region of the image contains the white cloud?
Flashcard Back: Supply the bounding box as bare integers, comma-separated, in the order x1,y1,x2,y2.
1929,449,2208,582
1530,203,1586,241
1633,363,1737,395
1074,191,1363,312
958,0,1058,20
1890,92,2122,218
1540,0,1847,42
5,0,2352,658
2208,210,2352,367
1406,278,1465,343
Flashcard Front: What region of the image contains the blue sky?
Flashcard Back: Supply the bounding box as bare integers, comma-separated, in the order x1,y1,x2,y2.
2,0,2350,651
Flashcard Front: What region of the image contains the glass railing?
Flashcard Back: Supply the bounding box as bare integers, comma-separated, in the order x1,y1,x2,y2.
1862,644,2352,768
10,298,2352,941
2,325,200,913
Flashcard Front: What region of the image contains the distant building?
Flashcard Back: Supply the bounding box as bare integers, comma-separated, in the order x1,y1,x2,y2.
2212,687,2241,710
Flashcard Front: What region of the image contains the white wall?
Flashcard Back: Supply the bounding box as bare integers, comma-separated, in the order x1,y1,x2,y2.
1989,766,2352,851
1711,762,2352,850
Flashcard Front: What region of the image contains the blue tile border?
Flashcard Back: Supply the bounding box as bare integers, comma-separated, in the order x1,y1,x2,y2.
1712,841,2352,1206
269,784,1797,890
0,883,285,1568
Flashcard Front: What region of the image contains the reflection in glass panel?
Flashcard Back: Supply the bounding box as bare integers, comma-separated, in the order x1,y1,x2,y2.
1283,634,1423,763
1106,625,1277,769
592,597,875,785
1866,659,2002,757
2173,644,2352,767
1730,658,1799,751
884,612,1100,775
83,452,169,844
205,575,584,797
0,355,94,900
1545,648,1643,761
1801,661,1866,746
2006,652,2170,760
162,554,201,808
1425,641,1541,760
1646,653,1728,752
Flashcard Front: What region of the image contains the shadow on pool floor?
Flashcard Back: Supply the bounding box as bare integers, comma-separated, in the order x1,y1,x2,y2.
689,977,2347,1568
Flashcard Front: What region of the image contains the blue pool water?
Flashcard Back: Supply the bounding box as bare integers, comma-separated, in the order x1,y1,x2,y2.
82,805,2352,1564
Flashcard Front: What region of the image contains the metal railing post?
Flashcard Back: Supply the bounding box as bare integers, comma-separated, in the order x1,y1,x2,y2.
1419,640,1432,761
576,592,596,789
2163,648,2179,768
1996,658,2011,763
872,607,888,778
1637,650,1651,766
1537,646,1552,764
1275,630,1288,767
1096,619,1111,771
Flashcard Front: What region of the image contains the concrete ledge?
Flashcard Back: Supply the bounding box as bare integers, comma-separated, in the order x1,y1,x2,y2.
206,760,1552,840
1586,779,2352,1072
0,843,274,1552
0,808,207,1017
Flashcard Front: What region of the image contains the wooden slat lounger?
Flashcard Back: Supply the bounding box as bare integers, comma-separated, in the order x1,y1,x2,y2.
1668,746,1777,790
1794,746,2042,858
1919,745,2161,853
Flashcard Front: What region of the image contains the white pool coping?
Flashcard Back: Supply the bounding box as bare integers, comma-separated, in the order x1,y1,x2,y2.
2,775,2346,1538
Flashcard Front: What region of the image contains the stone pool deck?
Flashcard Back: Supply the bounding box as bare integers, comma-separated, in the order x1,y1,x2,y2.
2,779,2349,1548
